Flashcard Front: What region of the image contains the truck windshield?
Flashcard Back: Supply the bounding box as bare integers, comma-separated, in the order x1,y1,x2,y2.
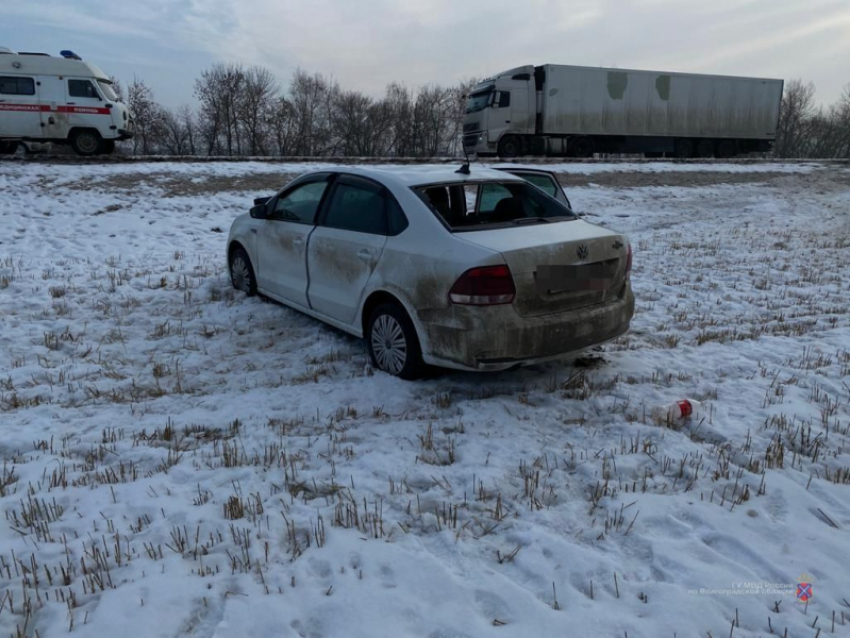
465,88,493,114
415,181,576,231
97,79,119,101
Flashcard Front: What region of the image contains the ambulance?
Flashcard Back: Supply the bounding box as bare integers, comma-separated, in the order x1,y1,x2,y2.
0,47,133,156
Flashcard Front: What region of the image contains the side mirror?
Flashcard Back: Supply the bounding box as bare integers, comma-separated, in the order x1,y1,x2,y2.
250,197,271,219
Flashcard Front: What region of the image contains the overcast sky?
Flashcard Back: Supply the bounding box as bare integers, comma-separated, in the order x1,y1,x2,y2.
7,0,849,108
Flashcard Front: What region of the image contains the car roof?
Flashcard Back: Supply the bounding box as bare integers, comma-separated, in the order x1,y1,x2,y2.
314,164,528,188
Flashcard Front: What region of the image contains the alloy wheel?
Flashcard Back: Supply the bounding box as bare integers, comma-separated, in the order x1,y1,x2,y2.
370,314,408,375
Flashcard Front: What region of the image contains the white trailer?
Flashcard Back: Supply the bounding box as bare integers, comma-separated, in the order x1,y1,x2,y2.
0,47,133,156
463,64,783,158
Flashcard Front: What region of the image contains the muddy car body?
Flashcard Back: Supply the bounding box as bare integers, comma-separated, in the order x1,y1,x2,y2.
227,165,634,378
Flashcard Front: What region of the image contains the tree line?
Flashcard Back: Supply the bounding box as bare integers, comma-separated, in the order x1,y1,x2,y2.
115,64,850,158
117,64,477,157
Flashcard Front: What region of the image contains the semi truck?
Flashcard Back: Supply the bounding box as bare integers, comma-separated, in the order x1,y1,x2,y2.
463,64,783,158
0,47,133,156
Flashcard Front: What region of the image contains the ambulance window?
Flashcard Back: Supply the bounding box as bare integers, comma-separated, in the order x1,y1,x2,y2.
0,76,35,96
68,80,100,99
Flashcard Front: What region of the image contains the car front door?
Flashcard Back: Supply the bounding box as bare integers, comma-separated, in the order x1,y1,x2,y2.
0,75,42,138
306,176,390,324
65,78,109,132
256,176,332,307
497,168,571,209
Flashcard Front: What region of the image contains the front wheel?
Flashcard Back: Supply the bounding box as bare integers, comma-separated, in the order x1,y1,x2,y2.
70,129,104,156
366,303,424,380
229,246,257,296
497,136,521,159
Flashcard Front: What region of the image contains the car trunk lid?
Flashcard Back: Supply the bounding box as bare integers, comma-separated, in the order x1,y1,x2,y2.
457,221,629,317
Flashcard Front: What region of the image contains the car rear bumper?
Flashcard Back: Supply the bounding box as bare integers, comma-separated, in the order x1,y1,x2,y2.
419,283,635,371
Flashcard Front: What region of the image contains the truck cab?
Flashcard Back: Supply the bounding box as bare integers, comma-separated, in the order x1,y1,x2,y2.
0,47,133,156
463,65,536,157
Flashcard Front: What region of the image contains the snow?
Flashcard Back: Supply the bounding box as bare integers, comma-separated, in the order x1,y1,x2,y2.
1,160,849,638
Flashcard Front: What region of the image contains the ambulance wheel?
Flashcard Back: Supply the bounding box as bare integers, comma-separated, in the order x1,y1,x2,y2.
70,130,104,157
0,141,18,155
103,140,116,155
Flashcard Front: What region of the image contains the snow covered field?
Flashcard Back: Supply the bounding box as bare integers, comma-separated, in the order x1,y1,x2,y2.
1,160,849,638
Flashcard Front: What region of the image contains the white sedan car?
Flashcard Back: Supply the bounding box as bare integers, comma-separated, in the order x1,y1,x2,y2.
227,165,634,379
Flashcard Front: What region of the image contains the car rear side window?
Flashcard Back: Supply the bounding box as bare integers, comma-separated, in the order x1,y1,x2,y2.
323,180,388,235
272,180,329,224
0,76,35,96
68,79,99,99
520,174,559,198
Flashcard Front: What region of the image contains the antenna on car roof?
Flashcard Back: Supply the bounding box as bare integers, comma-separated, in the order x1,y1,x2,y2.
455,144,472,175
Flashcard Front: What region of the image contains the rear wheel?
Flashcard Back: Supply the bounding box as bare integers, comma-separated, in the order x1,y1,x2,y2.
70,129,104,156
366,303,424,380
571,136,595,158
229,246,257,296
497,136,521,159
697,139,715,158
716,140,737,158
675,139,694,158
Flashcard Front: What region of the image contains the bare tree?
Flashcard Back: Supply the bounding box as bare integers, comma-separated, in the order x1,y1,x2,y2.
775,79,816,158
126,77,162,155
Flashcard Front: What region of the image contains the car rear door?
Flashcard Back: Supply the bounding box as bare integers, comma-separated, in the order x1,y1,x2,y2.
495,168,571,208
256,175,332,307
306,175,389,324
0,75,42,138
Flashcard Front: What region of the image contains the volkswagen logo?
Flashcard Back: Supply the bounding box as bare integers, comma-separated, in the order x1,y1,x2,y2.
577,244,589,260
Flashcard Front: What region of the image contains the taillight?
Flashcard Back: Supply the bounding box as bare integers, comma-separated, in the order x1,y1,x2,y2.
626,244,633,276
449,265,516,305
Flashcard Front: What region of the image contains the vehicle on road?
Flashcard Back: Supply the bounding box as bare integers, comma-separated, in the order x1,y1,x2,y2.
0,47,132,156
227,165,634,378
463,63,783,158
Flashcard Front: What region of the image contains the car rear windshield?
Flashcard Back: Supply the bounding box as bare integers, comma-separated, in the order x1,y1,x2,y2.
414,181,576,231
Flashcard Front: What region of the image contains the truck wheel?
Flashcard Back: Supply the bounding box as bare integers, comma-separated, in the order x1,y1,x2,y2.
498,136,521,159
70,130,104,157
0,141,18,155
674,139,694,158
571,137,595,158
697,140,714,158
716,140,737,158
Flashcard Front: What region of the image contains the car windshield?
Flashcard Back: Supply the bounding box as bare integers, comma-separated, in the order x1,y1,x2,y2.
465,88,493,113
97,79,119,101
415,180,576,231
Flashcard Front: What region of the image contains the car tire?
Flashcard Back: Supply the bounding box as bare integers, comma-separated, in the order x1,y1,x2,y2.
229,246,257,296
70,129,104,157
497,136,521,159
366,303,424,380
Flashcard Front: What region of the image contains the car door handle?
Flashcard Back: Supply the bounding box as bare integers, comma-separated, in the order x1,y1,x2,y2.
67,102,76,105
505,120,511,124
357,249,372,262
250,228,257,234
293,237,304,246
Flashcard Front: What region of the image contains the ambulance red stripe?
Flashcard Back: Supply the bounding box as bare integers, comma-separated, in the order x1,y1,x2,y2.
0,104,111,115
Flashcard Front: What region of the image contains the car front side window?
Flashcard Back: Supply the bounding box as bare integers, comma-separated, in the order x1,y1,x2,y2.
68,80,100,99
272,181,329,224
